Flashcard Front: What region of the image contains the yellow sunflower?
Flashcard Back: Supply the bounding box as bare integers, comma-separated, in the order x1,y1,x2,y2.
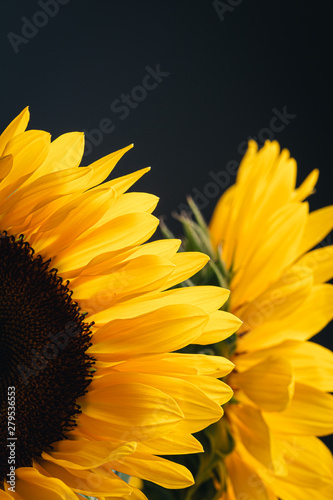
160,140,333,500
0,108,241,500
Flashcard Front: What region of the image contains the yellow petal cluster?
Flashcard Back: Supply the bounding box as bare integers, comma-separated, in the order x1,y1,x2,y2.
209,140,333,500
0,108,241,500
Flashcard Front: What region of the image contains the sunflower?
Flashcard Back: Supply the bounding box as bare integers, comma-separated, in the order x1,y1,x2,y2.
159,140,333,500
0,108,242,500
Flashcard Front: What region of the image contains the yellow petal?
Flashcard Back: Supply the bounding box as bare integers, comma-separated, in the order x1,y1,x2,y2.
231,202,308,308
54,212,159,271
90,286,229,326
9,467,78,500
292,168,319,201
297,245,333,284
230,356,294,411
126,239,181,260
160,251,210,290
194,309,242,344
263,382,333,436
297,205,333,257
266,435,333,499
226,451,270,500
209,184,236,252
42,439,137,470
269,479,332,500
9,173,94,237
28,132,84,182
0,490,13,499
0,155,13,182
72,255,176,313
136,432,203,455
239,264,313,331
236,340,333,392
102,488,148,500
238,284,333,351
277,435,332,484
110,352,234,378
8,174,112,236
35,460,131,496
84,144,134,191
106,166,151,196
0,107,30,156
102,489,148,500
75,239,181,279
181,375,233,406
38,189,119,254
79,381,183,441
1,130,50,188
113,453,194,489
233,148,297,273
96,192,158,225
88,371,223,434
89,305,209,359
229,404,273,469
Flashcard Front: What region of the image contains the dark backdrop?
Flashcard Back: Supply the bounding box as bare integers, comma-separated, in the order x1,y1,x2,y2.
1,0,332,446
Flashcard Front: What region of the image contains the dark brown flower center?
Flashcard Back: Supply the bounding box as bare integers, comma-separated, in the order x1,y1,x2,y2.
0,232,94,482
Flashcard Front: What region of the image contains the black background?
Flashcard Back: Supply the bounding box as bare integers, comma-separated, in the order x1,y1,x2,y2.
1,0,332,447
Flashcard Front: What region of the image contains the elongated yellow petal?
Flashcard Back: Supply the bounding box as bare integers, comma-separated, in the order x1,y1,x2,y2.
0,106,29,156
236,340,333,392
106,166,150,196
193,309,242,344
84,144,134,190
209,184,236,253
42,440,137,470
10,467,78,500
72,255,176,313
238,284,333,351
233,149,297,273
297,205,333,257
79,381,183,441
2,166,94,228
0,155,13,182
74,239,181,279
264,383,333,436
90,305,209,359
88,371,223,433
113,453,194,489
126,238,181,260
230,356,294,411
90,286,229,326
1,130,50,188
266,435,333,499
229,404,273,469
136,432,203,455
109,352,234,378
231,202,308,308
181,375,232,406
28,132,84,182
292,168,319,201
102,488,148,500
96,192,158,224
226,452,269,500
54,212,159,271
297,245,333,284
160,251,209,289
239,265,313,331
35,461,131,496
